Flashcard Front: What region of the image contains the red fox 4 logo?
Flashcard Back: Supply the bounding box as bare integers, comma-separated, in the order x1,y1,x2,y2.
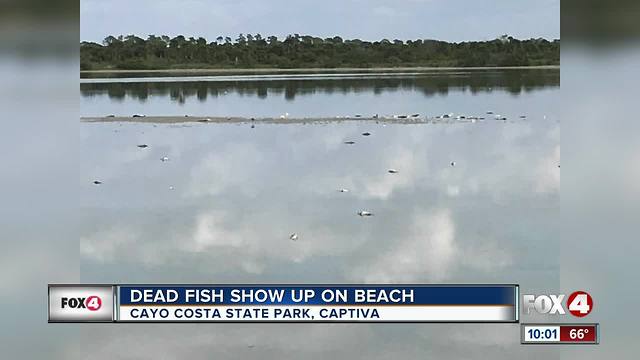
522,291,593,317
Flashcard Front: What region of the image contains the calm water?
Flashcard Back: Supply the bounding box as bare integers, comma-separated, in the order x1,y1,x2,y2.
79,70,560,358
80,70,558,117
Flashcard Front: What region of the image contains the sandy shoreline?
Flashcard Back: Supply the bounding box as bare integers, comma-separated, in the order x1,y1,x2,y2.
80,115,496,125
81,65,559,75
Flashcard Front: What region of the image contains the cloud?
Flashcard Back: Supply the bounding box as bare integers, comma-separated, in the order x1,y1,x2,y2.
535,144,560,193
351,209,456,282
64,324,375,360
361,147,418,200
187,144,265,198
81,227,139,263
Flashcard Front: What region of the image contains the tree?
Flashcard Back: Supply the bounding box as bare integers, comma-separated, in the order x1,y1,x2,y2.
81,33,560,70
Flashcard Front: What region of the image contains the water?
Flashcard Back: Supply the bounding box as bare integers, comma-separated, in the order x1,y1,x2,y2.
80,69,558,117
79,69,560,358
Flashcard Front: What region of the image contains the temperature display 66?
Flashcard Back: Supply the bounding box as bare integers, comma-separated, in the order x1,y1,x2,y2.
521,324,599,344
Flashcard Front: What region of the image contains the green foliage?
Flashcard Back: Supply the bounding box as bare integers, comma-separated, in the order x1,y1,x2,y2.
80,34,560,70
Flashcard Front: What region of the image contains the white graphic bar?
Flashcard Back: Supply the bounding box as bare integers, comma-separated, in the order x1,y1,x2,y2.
117,305,515,322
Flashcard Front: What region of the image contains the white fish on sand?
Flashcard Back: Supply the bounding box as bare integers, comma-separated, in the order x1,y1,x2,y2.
338,188,350,193
161,156,170,162
289,233,299,241
358,211,373,217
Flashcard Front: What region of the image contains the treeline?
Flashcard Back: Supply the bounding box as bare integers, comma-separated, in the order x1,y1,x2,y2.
80,34,559,70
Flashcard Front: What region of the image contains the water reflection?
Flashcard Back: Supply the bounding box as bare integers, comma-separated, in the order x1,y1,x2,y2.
78,73,559,359
81,118,559,285
81,70,559,104
79,116,559,358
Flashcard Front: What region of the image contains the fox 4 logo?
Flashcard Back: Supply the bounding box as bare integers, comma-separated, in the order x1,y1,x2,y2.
523,291,593,317
61,295,102,311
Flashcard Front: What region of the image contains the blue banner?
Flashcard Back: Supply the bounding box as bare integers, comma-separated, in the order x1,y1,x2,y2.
118,285,516,306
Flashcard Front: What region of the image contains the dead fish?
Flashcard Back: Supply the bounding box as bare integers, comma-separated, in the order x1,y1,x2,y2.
161,156,169,162
362,132,371,136
411,113,420,118
388,169,399,174
132,114,145,118
106,114,115,118
358,211,373,217
520,115,527,119
93,180,102,185
344,141,356,145
168,185,175,190
338,188,350,193
450,161,456,167
137,144,148,148
197,118,210,122
289,233,299,241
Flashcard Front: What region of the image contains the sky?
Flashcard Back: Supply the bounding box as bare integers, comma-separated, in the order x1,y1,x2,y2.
81,0,560,43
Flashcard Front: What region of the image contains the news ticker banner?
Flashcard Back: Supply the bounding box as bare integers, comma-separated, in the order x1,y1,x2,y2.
521,324,600,344
48,284,518,323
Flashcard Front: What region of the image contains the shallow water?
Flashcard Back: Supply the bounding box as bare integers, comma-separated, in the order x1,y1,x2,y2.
79,70,560,358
